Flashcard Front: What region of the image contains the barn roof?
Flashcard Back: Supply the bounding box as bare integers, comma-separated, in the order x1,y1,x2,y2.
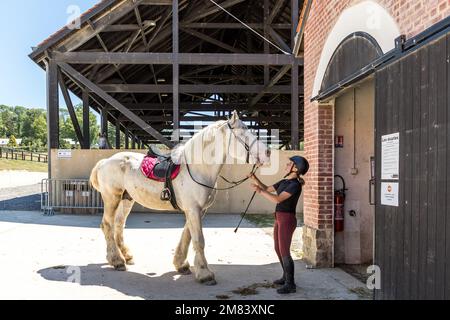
30,0,117,60
30,0,304,148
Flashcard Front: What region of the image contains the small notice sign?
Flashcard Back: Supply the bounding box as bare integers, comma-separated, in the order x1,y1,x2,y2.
381,133,400,180
57,150,72,159
381,182,399,207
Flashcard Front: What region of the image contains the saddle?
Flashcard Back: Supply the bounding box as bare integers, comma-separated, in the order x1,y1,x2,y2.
147,145,171,159
140,146,181,211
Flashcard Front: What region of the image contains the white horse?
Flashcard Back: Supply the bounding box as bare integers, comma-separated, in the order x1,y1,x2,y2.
90,111,271,285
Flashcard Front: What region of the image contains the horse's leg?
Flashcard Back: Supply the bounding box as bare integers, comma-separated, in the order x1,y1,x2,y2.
114,199,135,265
101,195,126,271
173,222,192,275
186,208,216,285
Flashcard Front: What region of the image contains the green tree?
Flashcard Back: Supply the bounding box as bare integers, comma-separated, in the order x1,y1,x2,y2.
60,105,99,147
22,109,47,147
7,135,17,147
13,106,27,137
0,106,18,137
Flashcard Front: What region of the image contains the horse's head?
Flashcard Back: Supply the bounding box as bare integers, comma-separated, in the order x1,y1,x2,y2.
227,111,271,166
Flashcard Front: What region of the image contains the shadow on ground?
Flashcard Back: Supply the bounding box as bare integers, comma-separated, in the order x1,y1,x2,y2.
37,261,370,300
0,211,257,230
0,194,41,211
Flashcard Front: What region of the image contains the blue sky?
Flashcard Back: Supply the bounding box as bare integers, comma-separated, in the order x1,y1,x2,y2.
0,0,97,109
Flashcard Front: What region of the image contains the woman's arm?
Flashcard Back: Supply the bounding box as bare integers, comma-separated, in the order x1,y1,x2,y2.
248,174,268,190
251,184,293,204
248,174,277,193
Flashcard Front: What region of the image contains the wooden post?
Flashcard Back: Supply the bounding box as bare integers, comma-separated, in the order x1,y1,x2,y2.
131,136,136,149
173,0,180,143
82,91,91,149
125,128,129,149
59,72,85,148
46,60,59,150
116,119,121,149
291,0,299,50
101,108,108,137
264,0,270,85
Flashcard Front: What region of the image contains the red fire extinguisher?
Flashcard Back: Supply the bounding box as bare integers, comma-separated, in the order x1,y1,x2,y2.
334,175,347,232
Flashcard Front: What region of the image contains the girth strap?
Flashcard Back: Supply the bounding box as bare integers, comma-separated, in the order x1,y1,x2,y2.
160,159,181,211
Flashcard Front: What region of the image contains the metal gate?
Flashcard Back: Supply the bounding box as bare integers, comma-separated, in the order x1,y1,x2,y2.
374,30,450,299
41,179,104,215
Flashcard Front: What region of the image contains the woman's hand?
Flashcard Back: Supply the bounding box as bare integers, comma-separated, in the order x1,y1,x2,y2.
251,183,262,194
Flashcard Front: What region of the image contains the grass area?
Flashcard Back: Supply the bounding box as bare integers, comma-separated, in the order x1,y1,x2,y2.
0,158,48,172
245,213,304,228
245,214,276,228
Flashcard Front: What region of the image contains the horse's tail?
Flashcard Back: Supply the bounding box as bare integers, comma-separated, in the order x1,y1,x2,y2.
90,160,105,191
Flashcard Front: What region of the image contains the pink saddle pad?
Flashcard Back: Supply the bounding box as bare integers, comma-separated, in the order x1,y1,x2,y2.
140,156,181,182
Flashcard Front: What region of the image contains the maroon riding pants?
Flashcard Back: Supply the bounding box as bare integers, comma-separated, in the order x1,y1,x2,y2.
274,212,297,259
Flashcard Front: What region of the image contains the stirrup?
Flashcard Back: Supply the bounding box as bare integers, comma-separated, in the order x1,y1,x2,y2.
161,188,172,201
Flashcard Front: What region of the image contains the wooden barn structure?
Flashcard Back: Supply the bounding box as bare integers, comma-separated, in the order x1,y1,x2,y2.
30,0,306,153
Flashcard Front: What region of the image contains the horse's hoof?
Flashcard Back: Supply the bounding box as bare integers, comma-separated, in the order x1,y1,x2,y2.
177,266,192,275
114,264,127,271
126,258,135,265
176,262,192,275
197,272,216,285
203,279,217,286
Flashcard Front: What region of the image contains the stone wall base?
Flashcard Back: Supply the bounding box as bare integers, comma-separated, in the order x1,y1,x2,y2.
302,225,333,268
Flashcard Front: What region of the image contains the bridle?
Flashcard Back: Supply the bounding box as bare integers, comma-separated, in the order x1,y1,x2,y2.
184,120,259,191
227,122,258,165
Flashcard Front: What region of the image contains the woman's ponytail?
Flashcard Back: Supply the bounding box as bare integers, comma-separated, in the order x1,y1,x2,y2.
297,172,305,186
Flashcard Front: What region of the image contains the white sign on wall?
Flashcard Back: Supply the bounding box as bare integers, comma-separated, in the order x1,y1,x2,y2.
381,182,399,207
381,133,399,180
57,150,72,159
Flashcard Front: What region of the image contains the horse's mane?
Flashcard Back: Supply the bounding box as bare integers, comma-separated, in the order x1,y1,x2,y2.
170,120,228,165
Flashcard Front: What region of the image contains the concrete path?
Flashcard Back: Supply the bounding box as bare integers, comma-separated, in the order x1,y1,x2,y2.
0,171,47,189
0,211,371,300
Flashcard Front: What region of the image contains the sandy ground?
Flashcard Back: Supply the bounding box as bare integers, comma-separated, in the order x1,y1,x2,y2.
0,211,371,300
0,171,48,189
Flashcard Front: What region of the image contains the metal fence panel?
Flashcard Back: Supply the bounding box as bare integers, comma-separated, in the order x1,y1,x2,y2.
41,179,104,215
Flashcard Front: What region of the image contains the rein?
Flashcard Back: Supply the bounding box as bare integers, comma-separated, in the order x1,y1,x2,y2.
185,161,258,191
183,120,259,191
182,119,262,233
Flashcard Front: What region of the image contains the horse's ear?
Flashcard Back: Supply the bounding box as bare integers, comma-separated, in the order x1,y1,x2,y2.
230,110,239,124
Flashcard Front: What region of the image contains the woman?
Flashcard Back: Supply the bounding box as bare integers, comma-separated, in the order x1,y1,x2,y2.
249,156,309,294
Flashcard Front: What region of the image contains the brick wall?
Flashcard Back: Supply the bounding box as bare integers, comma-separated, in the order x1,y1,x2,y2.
303,0,450,233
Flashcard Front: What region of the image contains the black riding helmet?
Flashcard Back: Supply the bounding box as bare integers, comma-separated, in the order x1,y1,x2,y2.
289,156,309,176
